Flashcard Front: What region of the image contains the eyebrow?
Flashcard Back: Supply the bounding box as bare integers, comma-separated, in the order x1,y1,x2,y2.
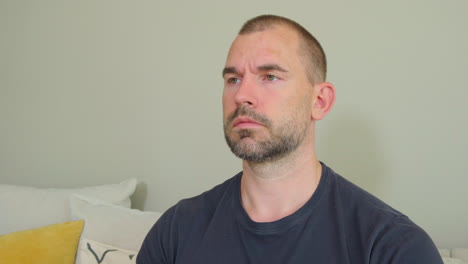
222,67,237,77
257,64,288,73
222,64,288,78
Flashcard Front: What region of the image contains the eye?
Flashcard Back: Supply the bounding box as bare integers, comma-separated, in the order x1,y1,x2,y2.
265,74,278,81
227,77,240,84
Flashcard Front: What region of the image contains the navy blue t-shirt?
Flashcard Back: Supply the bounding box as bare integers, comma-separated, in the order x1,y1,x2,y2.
137,163,442,264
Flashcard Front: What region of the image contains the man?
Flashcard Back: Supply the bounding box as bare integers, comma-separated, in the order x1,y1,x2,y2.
137,15,442,263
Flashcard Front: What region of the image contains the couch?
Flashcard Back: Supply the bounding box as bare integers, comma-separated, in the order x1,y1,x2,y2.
0,179,465,264
439,248,468,264
0,179,161,264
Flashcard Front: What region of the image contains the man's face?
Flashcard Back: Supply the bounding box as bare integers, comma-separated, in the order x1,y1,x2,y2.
222,25,315,163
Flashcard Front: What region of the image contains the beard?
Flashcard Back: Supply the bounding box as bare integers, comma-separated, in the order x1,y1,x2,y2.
223,105,309,163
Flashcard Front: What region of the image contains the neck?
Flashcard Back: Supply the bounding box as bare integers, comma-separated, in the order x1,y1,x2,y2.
240,136,322,222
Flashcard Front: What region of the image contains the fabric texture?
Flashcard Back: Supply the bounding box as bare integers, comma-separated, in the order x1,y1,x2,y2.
0,178,137,235
70,194,162,264
77,238,137,264
440,249,452,258
442,257,467,264
137,163,443,264
453,249,468,262
0,220,84,264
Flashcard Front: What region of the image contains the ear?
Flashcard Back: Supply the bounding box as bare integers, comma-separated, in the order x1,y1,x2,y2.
311,82,336,120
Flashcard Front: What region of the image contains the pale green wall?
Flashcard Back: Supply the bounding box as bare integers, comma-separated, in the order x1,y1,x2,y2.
1,0,467,248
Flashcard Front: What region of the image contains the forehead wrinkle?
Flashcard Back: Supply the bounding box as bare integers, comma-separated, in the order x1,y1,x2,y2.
225,31,297,77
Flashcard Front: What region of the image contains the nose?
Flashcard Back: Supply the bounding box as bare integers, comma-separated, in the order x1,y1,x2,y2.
234,76,258,107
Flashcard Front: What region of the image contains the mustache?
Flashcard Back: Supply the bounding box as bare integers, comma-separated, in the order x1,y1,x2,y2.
226,105,272,127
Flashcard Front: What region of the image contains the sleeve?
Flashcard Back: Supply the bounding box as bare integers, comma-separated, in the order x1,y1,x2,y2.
137,206,177,264
370,216,443,264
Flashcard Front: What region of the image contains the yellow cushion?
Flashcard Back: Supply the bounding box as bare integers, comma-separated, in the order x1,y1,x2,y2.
0,220,84,264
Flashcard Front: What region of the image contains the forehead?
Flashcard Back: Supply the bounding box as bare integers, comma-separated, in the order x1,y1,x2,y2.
225,26,302,70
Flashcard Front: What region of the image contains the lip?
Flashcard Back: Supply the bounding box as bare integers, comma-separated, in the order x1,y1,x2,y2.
233,117,263,128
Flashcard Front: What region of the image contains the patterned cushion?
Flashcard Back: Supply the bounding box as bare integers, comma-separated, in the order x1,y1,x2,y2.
70,195,161,253
78,238,137,264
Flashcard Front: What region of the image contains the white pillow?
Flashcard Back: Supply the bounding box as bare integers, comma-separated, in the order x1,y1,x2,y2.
453,249,468,263
440,249,452,258
442,257,467,264
70,194,161,264
0,178,137,235
78,238,137,264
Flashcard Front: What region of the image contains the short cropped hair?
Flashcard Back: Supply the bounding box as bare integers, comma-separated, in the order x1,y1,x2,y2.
239,15,327,84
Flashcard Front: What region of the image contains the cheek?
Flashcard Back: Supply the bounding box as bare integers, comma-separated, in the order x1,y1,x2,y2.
222,87,233,105
284,94,312,120
222,94,234,119
222,85,239,104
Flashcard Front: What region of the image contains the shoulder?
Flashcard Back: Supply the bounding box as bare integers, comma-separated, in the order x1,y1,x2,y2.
324,164,404,221
172,173,240,219
156,172,240,233
137,173,241,264
369,216,443,263
322,164,442,263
